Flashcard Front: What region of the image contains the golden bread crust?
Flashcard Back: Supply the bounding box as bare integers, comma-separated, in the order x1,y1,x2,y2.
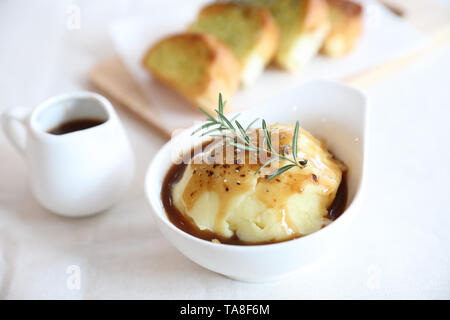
193,2,279,83
254,4,280,63
321,0,363,57
248,0,330,72
142,33,240,114
303,0,330,32
327,0,362,16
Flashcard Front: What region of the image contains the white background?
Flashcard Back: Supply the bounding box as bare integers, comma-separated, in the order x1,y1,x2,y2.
0,0,449,299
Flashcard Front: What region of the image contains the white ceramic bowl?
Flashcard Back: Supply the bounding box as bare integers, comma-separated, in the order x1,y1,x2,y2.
145,80,368,282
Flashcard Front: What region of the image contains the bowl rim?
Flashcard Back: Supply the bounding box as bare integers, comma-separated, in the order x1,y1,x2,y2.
145,80,369,251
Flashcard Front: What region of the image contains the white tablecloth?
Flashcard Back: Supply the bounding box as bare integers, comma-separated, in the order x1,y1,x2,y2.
0,0,449,299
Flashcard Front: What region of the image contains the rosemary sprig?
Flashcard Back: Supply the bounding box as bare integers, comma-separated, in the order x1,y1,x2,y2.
192,93,308,180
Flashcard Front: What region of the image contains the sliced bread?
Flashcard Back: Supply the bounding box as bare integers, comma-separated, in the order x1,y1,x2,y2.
189,2,279,86
142,33,241,113
249,0,330,72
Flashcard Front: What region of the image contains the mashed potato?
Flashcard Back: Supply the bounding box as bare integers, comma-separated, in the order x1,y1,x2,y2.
172,123,346,243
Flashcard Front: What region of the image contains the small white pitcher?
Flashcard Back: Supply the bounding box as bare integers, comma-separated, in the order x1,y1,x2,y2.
1,92,135,217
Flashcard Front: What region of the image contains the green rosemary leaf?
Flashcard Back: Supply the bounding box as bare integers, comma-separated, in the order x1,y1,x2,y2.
292,121,299,164
262,120,275,153
235,120,250,144
262,119,268,132
255,157,279,175
200,127,225,137
192,122,220,135
216,110,235,130
199,107,218,123
266,164,296,181
229,113,241,123
234,120,246,135
192,94,308,180
218,93,223,112
246,118,260,132
218,93,226,114
229,142,259,153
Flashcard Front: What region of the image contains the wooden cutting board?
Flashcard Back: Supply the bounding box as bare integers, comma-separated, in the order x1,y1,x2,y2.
89,0,450,139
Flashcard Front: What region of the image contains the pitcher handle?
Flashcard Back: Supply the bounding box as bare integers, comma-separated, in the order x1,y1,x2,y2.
1,107,30,156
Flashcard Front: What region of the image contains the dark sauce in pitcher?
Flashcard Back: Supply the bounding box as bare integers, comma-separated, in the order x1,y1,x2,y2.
48,118,105,135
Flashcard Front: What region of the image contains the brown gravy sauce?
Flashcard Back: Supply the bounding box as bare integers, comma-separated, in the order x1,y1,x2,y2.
161,141,348,246
48,118,105,135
